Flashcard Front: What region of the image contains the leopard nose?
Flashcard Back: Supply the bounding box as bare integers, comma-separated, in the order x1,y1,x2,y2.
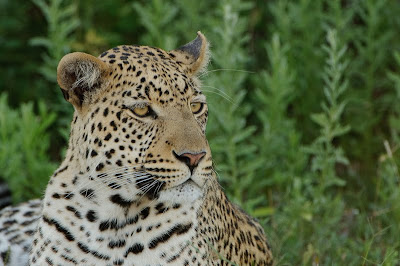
173,151,206,174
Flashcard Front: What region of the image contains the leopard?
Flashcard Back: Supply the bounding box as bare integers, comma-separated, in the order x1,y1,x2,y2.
0,32,273,266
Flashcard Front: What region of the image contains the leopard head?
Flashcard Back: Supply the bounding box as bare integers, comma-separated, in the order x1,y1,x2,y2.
56,32,214,204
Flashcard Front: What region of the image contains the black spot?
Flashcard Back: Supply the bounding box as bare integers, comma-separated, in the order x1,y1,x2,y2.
99,221,110,231
110,194,133,208
172,203,181,209
21,218,37,226
3,219,17,226
116,111,122,120
96,163,105,171
86,210,97,222
45,257,54,265
66,206,82,219
124,243,144,257
113,259,124,265
155,203,168,214
148,223,193,249
135,177,165,199
23,211,35,217
108,239,126,249
104,133,112,141
108,182,121,189
91,150,98,157
77,242,111,260
110,121,118,131
63,192,74,199
43,216,75,241
80,189,94,198
140,207,150,220
53,165,68,177
105,151,112,159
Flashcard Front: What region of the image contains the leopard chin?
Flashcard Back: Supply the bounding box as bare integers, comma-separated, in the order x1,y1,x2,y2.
159,179,204,205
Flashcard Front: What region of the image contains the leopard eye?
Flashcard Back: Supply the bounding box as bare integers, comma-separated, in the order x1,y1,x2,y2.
132,105,150,117
190,102,204,114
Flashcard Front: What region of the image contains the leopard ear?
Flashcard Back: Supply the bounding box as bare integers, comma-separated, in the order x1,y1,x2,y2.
169,31,210,76
57,52,110,108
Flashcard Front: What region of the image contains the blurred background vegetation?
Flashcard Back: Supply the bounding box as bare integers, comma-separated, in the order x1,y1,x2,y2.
0,0,399,264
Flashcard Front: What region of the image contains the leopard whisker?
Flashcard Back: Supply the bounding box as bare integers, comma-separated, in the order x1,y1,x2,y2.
201,85,233,102
69,167,143,194
137,180,159,202
71,169,150,197
198,68,254,78
101,171,151,182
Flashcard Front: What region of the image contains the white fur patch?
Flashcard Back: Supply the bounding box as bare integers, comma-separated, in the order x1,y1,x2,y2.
71,60,101,90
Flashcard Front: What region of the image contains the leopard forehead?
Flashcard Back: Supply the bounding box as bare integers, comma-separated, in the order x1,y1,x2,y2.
97,45,204,106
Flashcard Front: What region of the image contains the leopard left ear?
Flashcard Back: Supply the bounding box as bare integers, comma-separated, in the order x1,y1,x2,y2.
57,52,111,109
169,31,209,76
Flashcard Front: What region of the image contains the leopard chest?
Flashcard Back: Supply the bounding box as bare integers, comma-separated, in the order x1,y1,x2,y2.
30,191,205,265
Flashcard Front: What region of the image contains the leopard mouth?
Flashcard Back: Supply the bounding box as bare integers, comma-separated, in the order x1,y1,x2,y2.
181,178,199,187
134,164,203,199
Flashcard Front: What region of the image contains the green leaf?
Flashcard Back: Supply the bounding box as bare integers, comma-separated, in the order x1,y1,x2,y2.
311,113,329,128
252,206,275,217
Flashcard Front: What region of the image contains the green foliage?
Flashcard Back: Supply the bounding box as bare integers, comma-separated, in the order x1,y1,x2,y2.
2,0,400,264
281,29,350,264
132,0,179,50
0,94,57,202
202,0,258,207
30,0,79,83
305,29,350,190
30,0,79,139
252,33,302,196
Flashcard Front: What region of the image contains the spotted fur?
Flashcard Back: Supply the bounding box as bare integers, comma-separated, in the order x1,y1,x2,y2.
0,32,273,265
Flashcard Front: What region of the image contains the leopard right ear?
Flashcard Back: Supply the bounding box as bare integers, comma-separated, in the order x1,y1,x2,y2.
169,31,210,76
57,52,111,109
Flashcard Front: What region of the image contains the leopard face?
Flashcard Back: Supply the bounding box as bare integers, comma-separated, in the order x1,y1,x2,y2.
57,33,213,207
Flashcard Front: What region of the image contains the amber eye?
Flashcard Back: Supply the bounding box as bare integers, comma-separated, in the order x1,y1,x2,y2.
132,105,150,117
190,102,204,114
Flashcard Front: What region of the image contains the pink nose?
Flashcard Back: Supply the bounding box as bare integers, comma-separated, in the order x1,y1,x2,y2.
173,151,206,173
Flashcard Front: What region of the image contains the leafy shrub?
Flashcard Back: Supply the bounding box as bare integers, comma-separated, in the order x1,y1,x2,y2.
0,94,57,202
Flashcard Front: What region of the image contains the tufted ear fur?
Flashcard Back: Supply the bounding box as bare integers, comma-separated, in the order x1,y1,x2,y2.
57,52,110,108
169,31,210,76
